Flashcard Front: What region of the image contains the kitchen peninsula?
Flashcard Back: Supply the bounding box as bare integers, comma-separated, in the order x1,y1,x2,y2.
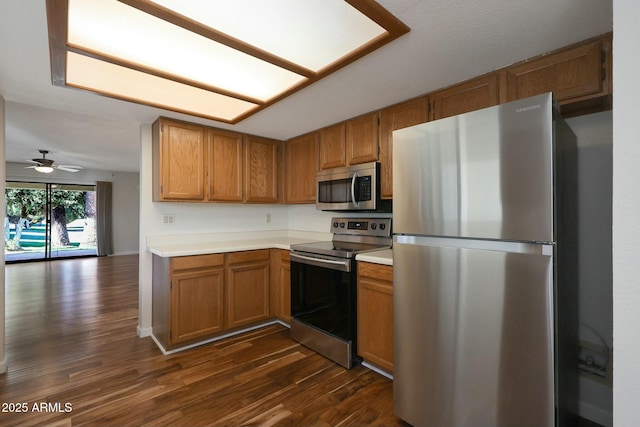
147,230,393,357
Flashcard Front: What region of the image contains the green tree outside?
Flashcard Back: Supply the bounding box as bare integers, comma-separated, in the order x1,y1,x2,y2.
5,187,88,250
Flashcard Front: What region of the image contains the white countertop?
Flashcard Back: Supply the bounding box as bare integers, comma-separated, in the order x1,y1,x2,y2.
147,229,394,265
356,249,393,266
147,230,329,258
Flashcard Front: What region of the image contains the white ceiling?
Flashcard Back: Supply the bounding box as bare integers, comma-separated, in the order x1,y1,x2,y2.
0,0,612,174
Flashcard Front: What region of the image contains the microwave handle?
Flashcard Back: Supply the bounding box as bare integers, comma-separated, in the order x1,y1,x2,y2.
351,172,360,207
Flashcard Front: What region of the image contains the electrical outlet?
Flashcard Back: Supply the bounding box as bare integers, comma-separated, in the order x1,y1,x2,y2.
163,214,175,225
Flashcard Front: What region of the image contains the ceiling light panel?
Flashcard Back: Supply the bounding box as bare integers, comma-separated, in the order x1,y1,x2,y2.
47,0,409,124
67,0,307,102
148,0,388,72
66,52,259,121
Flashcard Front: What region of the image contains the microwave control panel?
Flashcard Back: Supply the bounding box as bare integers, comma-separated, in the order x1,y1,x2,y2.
357,176,372,201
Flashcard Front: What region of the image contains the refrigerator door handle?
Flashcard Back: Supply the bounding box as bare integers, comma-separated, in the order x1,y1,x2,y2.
394,235,554,256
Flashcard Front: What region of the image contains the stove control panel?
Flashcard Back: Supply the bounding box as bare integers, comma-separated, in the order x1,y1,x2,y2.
330,217,392,237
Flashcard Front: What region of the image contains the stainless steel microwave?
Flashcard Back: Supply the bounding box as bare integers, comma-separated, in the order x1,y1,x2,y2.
316,162,391,212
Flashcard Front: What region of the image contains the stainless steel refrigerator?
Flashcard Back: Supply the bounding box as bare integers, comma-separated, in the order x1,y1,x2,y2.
392,93,579,427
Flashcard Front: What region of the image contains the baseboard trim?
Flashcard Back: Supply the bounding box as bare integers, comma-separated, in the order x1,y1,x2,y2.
150,320,286,355
137,325,152,338
362,361,393,380
0,354,7,374
111,251,139,257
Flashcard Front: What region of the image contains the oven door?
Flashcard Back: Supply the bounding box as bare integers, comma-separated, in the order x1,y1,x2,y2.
290,252,356,343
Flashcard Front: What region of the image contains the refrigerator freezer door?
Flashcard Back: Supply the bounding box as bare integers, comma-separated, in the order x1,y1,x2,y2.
393,236,555,427
392,93,554,242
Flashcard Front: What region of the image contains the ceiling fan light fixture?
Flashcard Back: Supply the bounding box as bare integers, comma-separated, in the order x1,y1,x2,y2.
34,165,55,174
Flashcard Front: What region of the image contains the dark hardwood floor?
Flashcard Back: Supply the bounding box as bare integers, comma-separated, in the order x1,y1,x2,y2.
1,255,407,427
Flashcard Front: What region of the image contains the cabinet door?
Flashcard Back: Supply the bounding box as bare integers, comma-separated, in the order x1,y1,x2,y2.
154,118,206,201
270,249,291,323
379,97,428,199
226,259,270,329
170,267,225,344
346,112,379,165
357,262,394,373
208,129,243,201
244,136,279,203
284,132,318,203
505,39,607,105
430,74,502,121
319,123,346,170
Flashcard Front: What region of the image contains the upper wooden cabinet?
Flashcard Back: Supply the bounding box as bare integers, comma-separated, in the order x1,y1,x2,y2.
379,97,428,199
319,123,347,170
244,136,280,203
430,74,502,121
153,118,282,204
153,118,207,201
505,34,612,114
319,112,379,170
346,112,379,165
207,129,244,202
152,34,611,205
284,132,318,203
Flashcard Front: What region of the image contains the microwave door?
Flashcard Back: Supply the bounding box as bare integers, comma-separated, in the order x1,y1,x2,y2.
315,162,385,211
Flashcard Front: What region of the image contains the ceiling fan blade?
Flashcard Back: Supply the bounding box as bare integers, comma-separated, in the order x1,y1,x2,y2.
56,165,83,172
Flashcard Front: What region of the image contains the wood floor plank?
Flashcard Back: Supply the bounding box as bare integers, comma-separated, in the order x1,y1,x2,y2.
1,255,408,426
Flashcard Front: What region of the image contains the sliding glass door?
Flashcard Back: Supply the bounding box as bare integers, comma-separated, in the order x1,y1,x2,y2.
4,181,97,262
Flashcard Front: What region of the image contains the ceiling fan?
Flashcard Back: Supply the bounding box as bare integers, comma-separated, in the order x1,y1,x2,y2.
26,150,83,174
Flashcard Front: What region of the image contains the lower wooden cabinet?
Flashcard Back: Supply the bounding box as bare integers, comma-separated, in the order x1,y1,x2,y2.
170,265,225,344
357,261,394,373
226,249,271,329
270,249,291,323
152,249,272,350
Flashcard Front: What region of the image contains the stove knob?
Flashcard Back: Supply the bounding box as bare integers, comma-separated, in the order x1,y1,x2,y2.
340,222,346,228
371,223,377,230
380,223,386,230
333,222,339,228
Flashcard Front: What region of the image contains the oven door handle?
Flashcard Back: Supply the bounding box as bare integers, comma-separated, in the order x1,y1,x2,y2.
290,252,351,272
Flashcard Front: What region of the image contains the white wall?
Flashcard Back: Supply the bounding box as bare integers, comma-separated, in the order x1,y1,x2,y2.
0,96,7,373
111,171,140,255
5,163,140,256
612,1,640,425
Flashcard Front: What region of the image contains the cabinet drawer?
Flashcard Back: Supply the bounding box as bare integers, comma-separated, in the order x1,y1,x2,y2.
227,249,270,264
358,262,393,283
171,253,224,271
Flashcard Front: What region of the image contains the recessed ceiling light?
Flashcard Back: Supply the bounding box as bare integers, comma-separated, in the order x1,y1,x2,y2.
46,0,409,123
